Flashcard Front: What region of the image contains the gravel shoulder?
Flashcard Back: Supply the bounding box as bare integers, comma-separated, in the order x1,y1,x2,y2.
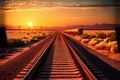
80,41,120,71
65,33,120,71
0,36,54,80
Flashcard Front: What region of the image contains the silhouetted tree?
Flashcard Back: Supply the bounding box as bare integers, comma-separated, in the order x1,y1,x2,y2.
78,28,83,35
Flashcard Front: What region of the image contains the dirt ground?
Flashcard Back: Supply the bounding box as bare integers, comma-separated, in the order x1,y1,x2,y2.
75,37,120,71
0,39,44,66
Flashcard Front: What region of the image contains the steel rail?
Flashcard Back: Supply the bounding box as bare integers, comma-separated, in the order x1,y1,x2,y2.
15,33,98,80
63,32,120,80
22,35,56,80
64,36,97,80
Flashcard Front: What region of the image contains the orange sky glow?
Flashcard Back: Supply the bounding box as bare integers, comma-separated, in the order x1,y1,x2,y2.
0,0,119,29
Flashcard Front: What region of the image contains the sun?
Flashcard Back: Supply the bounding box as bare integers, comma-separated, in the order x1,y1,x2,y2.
28,22,32,27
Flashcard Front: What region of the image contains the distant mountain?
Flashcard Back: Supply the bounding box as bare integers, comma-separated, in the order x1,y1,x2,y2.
62,24,120,30
4,24,120,30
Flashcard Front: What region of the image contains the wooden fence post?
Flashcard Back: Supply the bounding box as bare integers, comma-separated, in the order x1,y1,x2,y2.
115,27,120,53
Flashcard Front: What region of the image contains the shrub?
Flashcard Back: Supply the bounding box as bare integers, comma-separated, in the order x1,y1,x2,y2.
22,38,30,44
89,34,96,39
81,33,96,39
75,35,82,41
81,39,90,43
82,33,91,39
107,32,116,41
96,32,107,39
103,38,110,43
110,45,118,53
31,36,39,43
78,37,82,41
88,38,100,46
95,42,106,50
37,35,46,39
8,39,25,47
23,37,28,39
105,41,117,50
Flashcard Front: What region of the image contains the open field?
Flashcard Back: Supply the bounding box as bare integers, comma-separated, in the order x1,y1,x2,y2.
65,30,120,71
84,30,114,34
65,29,118,54
6,29,54,47
6,29,53,39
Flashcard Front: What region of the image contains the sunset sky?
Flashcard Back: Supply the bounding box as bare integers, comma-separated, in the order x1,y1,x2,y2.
0,0,120,28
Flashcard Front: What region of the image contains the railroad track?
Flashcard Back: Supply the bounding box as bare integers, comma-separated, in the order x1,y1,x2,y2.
63,33,120,80
14,33,96,80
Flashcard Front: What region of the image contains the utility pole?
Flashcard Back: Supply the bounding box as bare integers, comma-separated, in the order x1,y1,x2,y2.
19,25,20,35
28,26,30,35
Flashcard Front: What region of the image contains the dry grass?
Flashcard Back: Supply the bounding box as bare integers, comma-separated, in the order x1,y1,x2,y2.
6,30,50,47
88,38,100,46
75,31,118,54
81,39,90,43
110,45,118,53
105,41,117,50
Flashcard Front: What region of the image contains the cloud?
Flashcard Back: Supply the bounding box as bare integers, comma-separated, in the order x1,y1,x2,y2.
1,0,119,12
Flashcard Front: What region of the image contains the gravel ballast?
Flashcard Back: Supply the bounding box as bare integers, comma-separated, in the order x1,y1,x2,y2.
0,36,54,80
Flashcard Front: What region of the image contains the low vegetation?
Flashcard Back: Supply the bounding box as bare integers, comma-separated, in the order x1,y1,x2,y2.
7,34,46,47
8,39,25,47
81,39,90,43
75,32,118,53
